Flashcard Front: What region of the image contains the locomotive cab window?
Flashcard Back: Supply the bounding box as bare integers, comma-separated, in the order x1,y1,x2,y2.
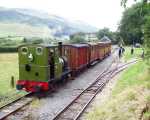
36,47,43,55
21,47,28,54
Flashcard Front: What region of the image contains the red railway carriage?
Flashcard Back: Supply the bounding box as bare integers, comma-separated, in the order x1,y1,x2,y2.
87,43,99,63
98,42,105,60
108,42,112,54
105,42,111,55
62,44,89,75
98,42,111,57
100,42,107,57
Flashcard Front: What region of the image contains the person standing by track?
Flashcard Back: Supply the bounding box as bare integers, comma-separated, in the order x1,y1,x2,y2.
119,46,122,58
131,47,134,55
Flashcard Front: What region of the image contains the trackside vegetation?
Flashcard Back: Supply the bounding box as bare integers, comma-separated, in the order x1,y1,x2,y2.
123,47,143,61
0,53,18,94
0,53,27,107
85,48,150,120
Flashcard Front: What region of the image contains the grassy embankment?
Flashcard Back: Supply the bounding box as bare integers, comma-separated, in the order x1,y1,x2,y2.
123,47,144,61
86,47,150,120
0,53,26,107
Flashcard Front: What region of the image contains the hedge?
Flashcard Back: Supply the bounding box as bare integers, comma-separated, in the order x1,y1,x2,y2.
0,47,17,53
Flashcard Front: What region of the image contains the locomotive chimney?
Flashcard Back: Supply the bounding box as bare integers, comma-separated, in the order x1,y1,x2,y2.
58,42,62,57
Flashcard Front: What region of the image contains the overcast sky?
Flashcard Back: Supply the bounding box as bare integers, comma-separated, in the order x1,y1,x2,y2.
0,0,135,31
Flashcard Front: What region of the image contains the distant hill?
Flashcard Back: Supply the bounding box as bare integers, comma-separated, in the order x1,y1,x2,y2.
0,7,98,38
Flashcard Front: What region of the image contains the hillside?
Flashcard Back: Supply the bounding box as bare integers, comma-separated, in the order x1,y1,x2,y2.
0,7,98,38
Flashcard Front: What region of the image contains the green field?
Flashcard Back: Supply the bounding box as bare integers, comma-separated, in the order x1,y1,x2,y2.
0,53,27,107
0,53,18,93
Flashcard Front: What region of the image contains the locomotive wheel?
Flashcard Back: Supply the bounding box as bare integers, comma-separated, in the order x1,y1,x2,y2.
67,73,74,80
49,84,57,92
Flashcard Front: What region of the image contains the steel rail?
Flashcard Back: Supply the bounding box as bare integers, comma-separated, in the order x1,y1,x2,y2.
0,92,31,109
0,48,118,120
74,61,135,120
52,60,138,120
52,60,114,120
0,92,33,120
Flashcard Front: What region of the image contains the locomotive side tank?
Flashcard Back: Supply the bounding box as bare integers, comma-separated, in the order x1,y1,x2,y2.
16,44,70,92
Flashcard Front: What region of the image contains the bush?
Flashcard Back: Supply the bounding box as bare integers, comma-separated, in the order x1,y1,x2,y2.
0,47,17,53
144,15,150,67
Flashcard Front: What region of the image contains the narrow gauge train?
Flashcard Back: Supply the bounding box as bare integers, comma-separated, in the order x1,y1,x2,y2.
16,42,111,92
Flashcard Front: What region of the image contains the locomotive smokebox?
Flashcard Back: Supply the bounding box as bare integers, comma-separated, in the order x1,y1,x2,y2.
58,42,62,57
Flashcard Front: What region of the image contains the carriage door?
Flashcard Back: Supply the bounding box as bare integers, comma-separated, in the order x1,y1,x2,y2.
50,49,55,79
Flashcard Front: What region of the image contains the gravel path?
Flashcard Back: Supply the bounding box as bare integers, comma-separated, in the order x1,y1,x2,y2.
6,50,118,120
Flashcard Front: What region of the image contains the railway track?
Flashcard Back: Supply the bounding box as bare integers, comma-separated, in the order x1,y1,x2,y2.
0,58,138,120
52,59,138,120
0,57,114,120
0,92,33,120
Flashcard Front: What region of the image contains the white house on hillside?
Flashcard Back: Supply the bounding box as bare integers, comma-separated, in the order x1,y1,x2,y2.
84,32,98,41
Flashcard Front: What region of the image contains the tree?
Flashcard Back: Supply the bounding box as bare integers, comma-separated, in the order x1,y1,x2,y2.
97,28,112,40
119,2,150,45
22,37,43,44
144,11,150,66
97,28,121,44
22,37,28,43
121,0,150,67
121,0,148,7
113,32,124,45
70,32,86,43
32,39,43,44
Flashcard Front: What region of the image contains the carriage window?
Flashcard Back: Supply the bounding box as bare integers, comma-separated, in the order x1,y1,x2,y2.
21,47,28,54
36,47,43,55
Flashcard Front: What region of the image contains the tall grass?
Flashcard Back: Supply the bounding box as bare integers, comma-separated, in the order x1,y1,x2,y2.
0,53,27,107
112,61,148,95
0,53,18,94
123,47,143,61
86,61,150,120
